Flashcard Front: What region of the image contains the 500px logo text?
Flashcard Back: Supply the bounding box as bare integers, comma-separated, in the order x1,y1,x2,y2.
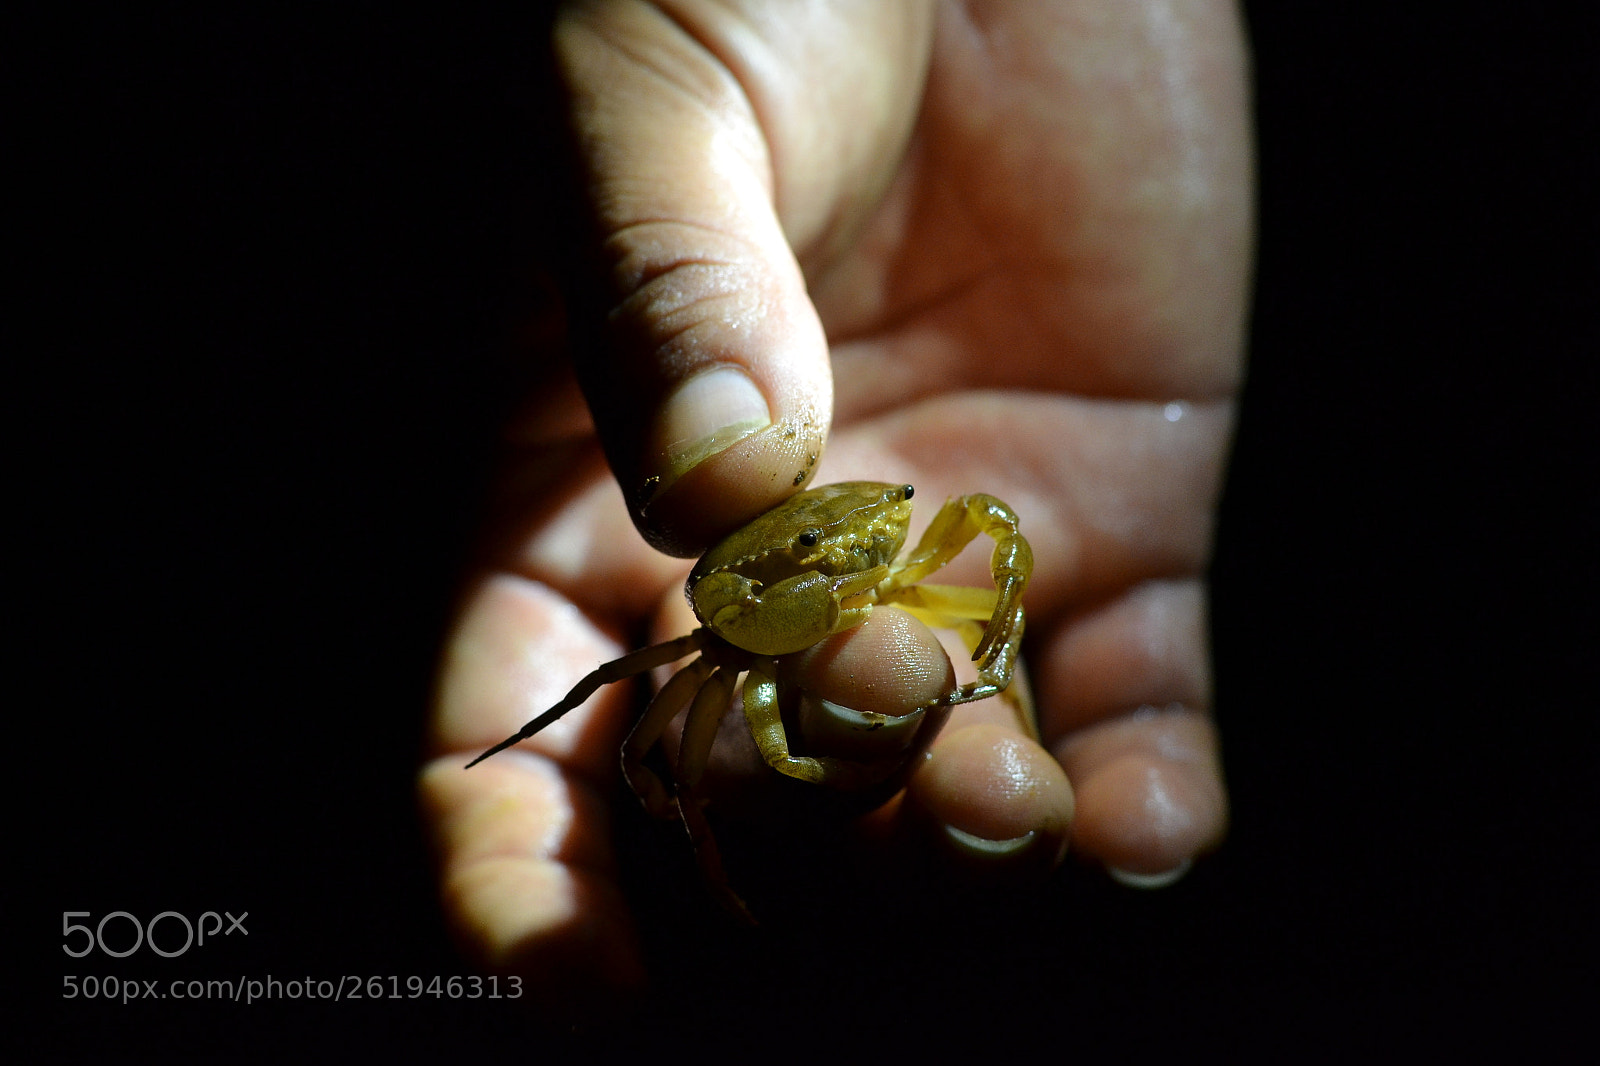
63,911,248,958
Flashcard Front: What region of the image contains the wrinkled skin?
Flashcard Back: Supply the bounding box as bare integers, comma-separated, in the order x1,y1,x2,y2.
421,0,1250,1002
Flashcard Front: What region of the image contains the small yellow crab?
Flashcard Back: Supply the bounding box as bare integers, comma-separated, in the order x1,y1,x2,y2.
467,481,1032,910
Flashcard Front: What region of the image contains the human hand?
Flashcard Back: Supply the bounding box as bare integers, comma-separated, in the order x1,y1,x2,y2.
421,0,1250,998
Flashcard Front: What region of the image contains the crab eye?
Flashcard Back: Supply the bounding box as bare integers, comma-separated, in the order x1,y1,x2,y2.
795,529,820,549
902,484,914,500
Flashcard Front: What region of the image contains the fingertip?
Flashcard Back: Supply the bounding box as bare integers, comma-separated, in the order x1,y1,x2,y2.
1053,706,1228,878
907,723,1075,871
783,606,955,717
1068,753,1227,877
634,403,827,557
762,608,953,779
443,858,646,1010
419,755,645,1005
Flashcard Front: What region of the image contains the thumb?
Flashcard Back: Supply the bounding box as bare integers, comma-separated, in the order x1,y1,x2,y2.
554,1,933,556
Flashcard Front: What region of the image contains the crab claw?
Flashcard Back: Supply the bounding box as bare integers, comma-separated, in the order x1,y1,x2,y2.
690,565,889,657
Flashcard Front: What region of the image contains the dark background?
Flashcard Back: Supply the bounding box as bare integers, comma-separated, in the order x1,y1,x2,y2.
34,3,1595,1060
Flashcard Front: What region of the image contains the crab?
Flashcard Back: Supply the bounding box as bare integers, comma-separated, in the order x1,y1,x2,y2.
466,481,1032,913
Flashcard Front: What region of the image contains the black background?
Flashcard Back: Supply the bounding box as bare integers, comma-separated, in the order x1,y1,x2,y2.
32,3,1595,1060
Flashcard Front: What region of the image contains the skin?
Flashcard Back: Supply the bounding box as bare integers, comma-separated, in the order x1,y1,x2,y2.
420,0,1250,999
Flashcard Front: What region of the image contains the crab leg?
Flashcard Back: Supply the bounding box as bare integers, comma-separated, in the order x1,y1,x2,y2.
882,583,1030,733
464,629,709,768
672,666,737,795
936,610,1029,719
883,494,1032,667
656,665,757,923
620,656,712,819
740,659,882,789
882,582,997,623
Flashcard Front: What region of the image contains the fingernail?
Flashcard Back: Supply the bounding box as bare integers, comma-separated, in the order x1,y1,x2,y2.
646,366,770,499
796,696,927,761
1108,860,1192,889
942,825,1040,859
